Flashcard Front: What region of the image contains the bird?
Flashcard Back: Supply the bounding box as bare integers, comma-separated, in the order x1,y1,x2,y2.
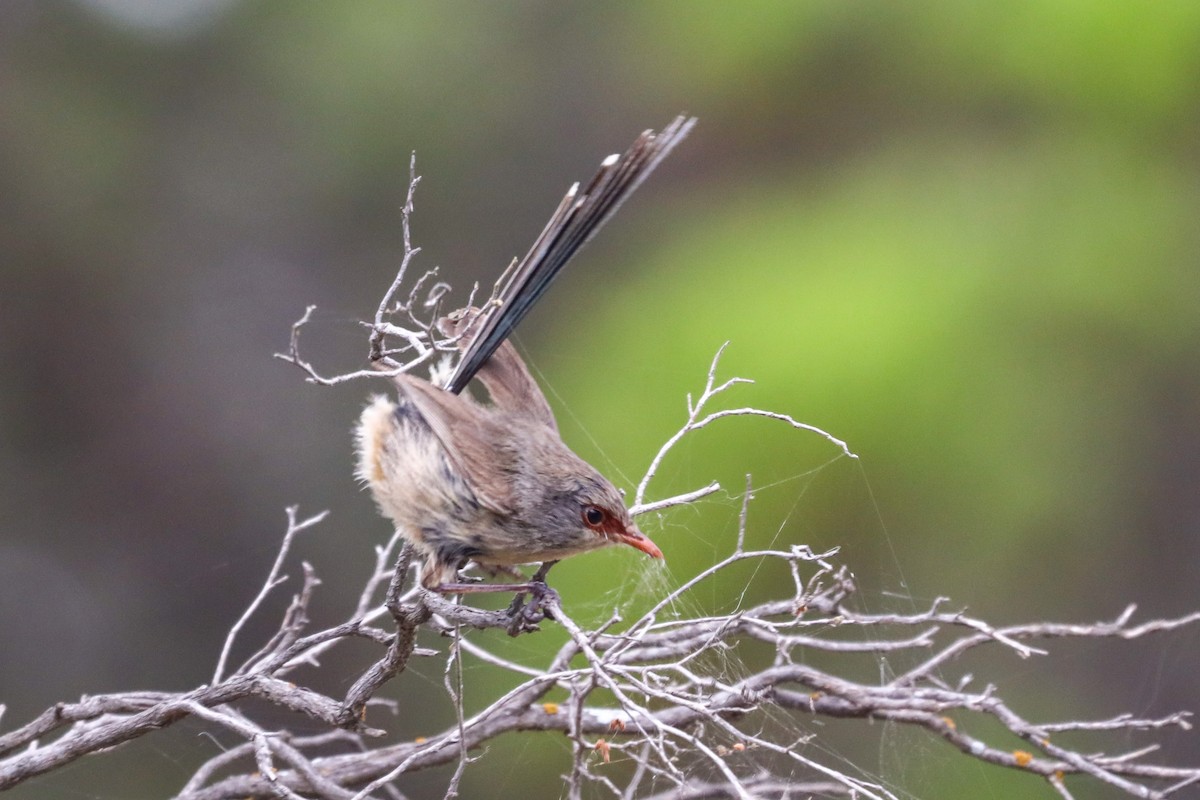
356,116,694,597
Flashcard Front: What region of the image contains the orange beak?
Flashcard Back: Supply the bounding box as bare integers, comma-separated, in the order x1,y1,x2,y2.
615,523,663,559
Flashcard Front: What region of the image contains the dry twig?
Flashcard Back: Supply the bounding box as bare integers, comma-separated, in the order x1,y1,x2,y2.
4,161,1197,800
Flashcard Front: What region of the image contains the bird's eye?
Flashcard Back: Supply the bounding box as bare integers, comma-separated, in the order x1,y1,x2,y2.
582,505,606,528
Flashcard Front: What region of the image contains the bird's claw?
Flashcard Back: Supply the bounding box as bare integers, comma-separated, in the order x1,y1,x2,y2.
506,581,559,636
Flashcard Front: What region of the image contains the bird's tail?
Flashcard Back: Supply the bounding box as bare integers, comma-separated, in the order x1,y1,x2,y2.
444,115,696,395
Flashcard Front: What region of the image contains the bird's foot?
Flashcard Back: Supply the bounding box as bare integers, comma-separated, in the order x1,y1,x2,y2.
506,579,560,636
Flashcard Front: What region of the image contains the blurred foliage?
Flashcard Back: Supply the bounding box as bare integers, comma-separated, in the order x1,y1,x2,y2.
1,2,1198,798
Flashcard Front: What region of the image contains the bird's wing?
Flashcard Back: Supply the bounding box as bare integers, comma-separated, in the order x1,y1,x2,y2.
393,373,517,516
439,307,558,431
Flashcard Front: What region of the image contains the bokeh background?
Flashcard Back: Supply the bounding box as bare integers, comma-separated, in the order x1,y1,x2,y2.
2,2,1198,798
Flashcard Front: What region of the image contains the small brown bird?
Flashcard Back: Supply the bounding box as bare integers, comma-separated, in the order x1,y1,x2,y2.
356,117,693,595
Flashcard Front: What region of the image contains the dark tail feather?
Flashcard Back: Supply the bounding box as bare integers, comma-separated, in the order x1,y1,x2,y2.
445,115,695,395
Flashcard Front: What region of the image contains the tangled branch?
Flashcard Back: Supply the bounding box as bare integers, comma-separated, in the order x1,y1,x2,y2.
4,497,1195,798
4,163,1197,800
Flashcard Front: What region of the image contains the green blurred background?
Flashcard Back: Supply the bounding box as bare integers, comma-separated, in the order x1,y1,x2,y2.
2,2,1198,798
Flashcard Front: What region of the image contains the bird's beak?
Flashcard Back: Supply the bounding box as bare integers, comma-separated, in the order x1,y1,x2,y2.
615,523,663,559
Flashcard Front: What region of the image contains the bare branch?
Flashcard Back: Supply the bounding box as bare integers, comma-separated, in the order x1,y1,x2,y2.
633,342,857,513
5,147,1198,800
215,507,328,683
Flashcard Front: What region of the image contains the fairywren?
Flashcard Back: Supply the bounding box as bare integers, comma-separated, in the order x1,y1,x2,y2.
356,117,693,594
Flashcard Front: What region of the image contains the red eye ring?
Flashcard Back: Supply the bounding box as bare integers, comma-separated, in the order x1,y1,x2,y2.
582,505,606,528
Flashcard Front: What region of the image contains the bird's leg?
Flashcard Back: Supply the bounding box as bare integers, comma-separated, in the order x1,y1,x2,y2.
430,563,561,636
528,559,560,614
475,562,527,581
531,560,559,584
428,558,536,594
433,581,541,594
